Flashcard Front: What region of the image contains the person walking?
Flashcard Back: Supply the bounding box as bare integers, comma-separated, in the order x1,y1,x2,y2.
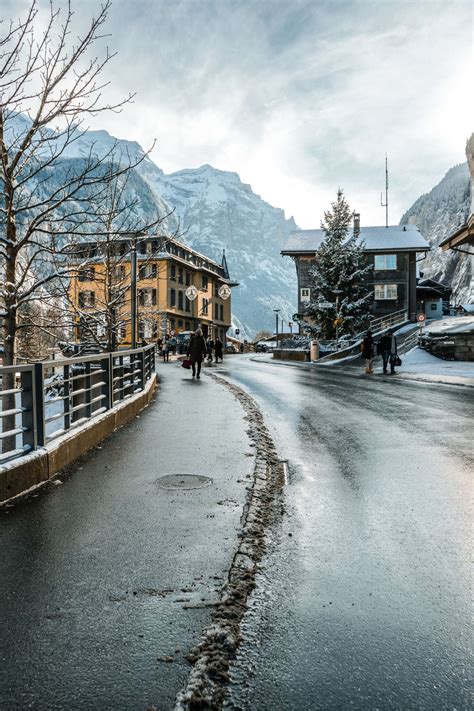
378,329,398,374
214,337,223,363
206,336,214,362
362,329,374,374
162,336,170,362
239,342,244,354
170,335,177,355
187,328,207,379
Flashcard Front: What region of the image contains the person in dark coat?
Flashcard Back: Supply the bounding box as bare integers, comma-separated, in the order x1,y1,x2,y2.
362,329,374,374
206,337,214,362
214,337,223,363
378,329,398,374
187,328,207,379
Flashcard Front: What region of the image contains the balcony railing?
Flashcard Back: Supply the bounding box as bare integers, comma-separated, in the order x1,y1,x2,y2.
0,345,155,465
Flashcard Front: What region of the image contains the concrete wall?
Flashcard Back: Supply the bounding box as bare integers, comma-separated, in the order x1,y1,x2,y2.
0,374,157,504
273,349,310,362
428,331,474,361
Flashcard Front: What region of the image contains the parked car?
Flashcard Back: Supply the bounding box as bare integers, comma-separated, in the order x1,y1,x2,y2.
255,342,268,353
225,343,238,354
176,331,193,354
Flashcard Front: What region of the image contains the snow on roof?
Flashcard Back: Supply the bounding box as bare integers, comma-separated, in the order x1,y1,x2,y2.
282,224,429,254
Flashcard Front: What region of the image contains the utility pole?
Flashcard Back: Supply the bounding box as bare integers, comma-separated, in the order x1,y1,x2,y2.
130,238,138,349
380,154,389,227
273,308,280,342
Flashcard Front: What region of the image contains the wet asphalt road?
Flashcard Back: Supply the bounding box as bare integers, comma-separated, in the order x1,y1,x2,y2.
0,362,253,710
220,356,473,710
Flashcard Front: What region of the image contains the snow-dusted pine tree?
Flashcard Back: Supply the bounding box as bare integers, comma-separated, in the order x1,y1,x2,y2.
301,190,372,339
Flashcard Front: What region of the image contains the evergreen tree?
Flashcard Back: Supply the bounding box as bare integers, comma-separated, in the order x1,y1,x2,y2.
301,190,372,339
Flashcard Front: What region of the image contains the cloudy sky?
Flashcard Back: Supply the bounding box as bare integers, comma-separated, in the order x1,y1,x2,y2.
10,0,474,227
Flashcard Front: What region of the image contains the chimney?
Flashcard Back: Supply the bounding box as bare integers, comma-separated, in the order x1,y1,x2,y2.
353,212,360,237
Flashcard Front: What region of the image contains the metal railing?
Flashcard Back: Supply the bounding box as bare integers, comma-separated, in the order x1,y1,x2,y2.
369,309,408,335
0,344,155,465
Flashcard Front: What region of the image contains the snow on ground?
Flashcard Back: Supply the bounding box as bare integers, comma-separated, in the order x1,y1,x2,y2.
385,347,474,379
422,315,474,334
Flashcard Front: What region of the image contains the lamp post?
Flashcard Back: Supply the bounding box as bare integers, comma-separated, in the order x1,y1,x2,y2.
273,308,280,342
130,238,138,349
333,289,343,350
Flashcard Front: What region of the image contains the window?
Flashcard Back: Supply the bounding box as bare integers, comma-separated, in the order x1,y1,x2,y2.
139,264,157,279
178,268,183,284
202,275,208,290
178,320,183,329
213,303,218,319
374,254,397,270
220,304,224,321
185,271,191,286
185,321,190,330
430,303,438,310
178,291,184,310
139,288,156,306
170,264,176,281
114,266,125,281
185,297,191,313
202,298,209,315
78,267,94,282
300,287,311,303
78,290,95,308
374,284,398,300
214,282,219,297
170,288,176,307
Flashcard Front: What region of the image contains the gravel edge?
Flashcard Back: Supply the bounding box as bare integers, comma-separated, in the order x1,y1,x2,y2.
173,373,283,711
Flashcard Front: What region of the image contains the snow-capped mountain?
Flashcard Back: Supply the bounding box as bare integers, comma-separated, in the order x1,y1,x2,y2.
62,128,298,337
400,161,472,304
5,113,298,336
138,164,298,338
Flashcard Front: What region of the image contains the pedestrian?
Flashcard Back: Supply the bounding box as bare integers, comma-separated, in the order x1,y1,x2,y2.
206,336,214,362
162,336,170,362
378,328,398,374
157,337,163,356
170,335,177,355
187,328,207,379
362,329,374,374
214,337,223,363
239,342,244,354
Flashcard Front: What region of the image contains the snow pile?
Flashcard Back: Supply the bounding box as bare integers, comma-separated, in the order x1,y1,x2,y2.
390,347,474,379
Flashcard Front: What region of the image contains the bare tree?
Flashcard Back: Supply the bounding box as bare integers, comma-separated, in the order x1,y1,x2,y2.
0,0,156,366
0,1,165,452
48,164,173,353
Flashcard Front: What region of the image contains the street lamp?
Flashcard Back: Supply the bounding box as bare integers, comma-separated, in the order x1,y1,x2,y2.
273,308,280,342
333,289,343,350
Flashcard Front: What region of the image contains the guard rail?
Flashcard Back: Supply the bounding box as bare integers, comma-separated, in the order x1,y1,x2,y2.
0,345,155,465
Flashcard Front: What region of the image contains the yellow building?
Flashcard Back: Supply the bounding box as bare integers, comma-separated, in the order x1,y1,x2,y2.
68,236,237,347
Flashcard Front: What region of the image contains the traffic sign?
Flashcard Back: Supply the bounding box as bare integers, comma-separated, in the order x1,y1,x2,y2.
417,313,426,322
292,313,300,321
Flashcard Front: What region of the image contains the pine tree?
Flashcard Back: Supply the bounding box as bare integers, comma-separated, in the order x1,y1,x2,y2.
301,189,372,340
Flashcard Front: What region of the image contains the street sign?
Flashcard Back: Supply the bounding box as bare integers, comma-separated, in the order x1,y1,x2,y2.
319,301,332,308
185,285,198,301
235,328,240,335
292,313,300,321
218,284,231,300
417,313,426,322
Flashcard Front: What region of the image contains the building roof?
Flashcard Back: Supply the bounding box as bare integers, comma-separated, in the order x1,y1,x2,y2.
439,214,474,251
282,224,430,255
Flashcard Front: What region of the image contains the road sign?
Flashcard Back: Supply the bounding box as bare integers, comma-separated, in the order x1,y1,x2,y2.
235,328,240,335
185,285,198,301
319,301,332,308
292,313,300,321
218,284,231,300
417,313,426,322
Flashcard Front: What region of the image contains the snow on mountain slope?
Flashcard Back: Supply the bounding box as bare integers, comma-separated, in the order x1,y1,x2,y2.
7,114,298,335
400,162,472,304
142,164,298,337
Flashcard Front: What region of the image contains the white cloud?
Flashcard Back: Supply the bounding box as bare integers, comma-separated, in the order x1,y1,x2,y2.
6,0,473,227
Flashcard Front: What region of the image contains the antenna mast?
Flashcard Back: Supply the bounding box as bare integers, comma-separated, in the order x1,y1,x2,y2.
380,154,388,227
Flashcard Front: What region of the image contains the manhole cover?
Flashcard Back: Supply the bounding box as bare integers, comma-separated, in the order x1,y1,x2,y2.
155,474,213,490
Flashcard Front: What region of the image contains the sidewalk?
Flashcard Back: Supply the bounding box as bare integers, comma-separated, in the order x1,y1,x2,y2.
0,359,254,710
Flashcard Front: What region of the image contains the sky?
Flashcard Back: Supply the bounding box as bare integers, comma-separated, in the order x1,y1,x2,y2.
7,0,474,228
